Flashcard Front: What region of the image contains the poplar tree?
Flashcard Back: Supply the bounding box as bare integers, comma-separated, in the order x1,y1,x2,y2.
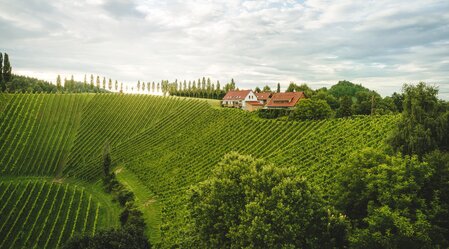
102,77,106,89
137,80,141,92
142,81,145,92
3,53,12,83
108,78,112,90
96,76,100,88
115,80,118,91
152,82,155,92
0,53,4,91
84,75,87,90
277,83,281,93
90,74,94,89
56,75,62,92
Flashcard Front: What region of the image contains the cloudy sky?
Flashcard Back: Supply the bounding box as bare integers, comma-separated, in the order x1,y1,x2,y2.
1,0,448,98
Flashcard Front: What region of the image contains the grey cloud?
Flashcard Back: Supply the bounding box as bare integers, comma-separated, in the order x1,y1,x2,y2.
0,0,448,98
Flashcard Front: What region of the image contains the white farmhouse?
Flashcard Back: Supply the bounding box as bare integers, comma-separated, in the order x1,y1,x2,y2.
221,90,258,110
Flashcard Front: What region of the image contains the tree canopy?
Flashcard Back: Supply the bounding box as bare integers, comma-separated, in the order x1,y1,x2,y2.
188,152,348,248
389,82,449,157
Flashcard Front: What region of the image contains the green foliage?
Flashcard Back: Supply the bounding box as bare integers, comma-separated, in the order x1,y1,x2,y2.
62,228,150,249
312,89,340,110
353,90,381,115
328,80,370,98
2,53,12,83
291,98,333,120
390,82,449,157
262,85,271,92
0,53,4,91
286,82,313,97
335,148,449,248
336,96,353,117
188,153,349,248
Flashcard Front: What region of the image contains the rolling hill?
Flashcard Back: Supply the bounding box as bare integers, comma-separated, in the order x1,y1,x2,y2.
0,93,399,247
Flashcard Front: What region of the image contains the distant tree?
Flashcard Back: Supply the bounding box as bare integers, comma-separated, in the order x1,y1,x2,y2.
108,78,112,90
137,80,141,92
146,82,150,92
353,91,381,115
151,82,155,93
312,90,340,110
90,74,94,90
56,75,62,92
188,153,349,248
96,76,100,89
286,83,313,96
390,82,449,157
202,77,206,90
70,75,75,92
254,87,261,93
262,85,271,92
102,77,106,89
142,81,145,92
115,80,118,91
292,99,333,120
391,92,404,112
276,83,281,93
328,80,370,98
216,80,220,92
83,75,87,89
336,96,353,117
3,53,12,83
0,53,4,91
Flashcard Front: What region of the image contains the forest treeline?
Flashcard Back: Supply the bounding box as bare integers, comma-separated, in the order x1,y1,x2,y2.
259,80,408,120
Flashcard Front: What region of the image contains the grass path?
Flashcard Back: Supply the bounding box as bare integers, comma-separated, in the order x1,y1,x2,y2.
115,166,161,243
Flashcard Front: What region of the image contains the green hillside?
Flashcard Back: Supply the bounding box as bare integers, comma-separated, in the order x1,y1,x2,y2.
0,93,399,247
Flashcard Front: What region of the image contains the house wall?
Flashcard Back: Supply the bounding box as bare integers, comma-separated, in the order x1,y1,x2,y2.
242,91,257,110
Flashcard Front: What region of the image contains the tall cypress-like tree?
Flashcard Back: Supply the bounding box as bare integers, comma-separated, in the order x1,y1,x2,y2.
277,83,281,93
96,76,100,88
0,53,4,91
115,80,118,91
3,53,12,83
84,75,87,90
102,77,106,89
90,74,94,90
137,80,141,92
142,81,146,92
108,78,112,90
56,75,62,92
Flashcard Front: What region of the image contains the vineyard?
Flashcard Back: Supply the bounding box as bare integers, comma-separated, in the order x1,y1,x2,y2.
0,178,117,249
0,93,399,247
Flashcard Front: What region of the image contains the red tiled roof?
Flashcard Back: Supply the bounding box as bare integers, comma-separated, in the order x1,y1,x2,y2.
255,92,272,100
266,92,305,108
246,101,264,106
222,90,252,100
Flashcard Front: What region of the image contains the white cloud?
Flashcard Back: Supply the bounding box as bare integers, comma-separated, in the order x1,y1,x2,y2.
0,0,448,98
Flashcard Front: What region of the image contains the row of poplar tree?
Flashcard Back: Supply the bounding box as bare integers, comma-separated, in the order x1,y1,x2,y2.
0,53,13,91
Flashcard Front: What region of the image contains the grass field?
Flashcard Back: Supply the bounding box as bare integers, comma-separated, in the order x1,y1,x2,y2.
0,93,399,247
